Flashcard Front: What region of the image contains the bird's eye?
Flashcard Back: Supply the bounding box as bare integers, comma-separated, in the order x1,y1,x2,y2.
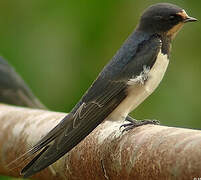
169,15,177,20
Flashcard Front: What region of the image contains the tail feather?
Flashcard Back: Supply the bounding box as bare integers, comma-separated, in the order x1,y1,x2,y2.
7,114,71,173
21,146,50,176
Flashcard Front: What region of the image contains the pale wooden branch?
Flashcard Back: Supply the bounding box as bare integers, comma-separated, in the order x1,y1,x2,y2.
0,104,201,180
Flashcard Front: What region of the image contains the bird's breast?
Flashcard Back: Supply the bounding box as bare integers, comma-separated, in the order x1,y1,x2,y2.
107,50,169,121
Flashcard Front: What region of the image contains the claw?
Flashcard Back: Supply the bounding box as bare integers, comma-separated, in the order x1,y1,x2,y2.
119,122,133,130
119,115,138,130
121,119,160,133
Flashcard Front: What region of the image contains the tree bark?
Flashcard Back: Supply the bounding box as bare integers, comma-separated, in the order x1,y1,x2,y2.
0,103,201,180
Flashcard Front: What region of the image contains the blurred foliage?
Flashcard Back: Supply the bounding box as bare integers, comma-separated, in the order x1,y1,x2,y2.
0,0,200,179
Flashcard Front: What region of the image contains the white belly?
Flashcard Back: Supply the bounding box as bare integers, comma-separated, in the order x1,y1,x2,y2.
107,50,169,121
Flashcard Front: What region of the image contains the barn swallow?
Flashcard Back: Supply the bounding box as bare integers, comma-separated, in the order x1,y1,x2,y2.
19,3,197,178
0,57,45,109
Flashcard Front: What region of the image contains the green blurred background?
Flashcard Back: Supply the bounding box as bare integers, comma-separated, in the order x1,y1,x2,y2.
0,0,200,179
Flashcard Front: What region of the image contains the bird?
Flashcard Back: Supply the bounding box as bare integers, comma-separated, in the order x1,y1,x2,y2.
14,3,197,178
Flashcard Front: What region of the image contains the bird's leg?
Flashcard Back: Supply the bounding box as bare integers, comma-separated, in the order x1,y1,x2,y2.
121,115,160,132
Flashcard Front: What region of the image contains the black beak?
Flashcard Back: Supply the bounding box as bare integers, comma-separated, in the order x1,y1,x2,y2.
184,16,197,23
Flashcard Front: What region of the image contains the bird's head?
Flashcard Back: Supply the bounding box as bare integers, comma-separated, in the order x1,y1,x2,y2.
138,3,197,39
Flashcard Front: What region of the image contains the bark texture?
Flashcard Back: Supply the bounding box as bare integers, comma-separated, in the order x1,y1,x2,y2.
0,104,201,180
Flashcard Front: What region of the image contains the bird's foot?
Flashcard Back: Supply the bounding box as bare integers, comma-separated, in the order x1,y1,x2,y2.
120,116,160,133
